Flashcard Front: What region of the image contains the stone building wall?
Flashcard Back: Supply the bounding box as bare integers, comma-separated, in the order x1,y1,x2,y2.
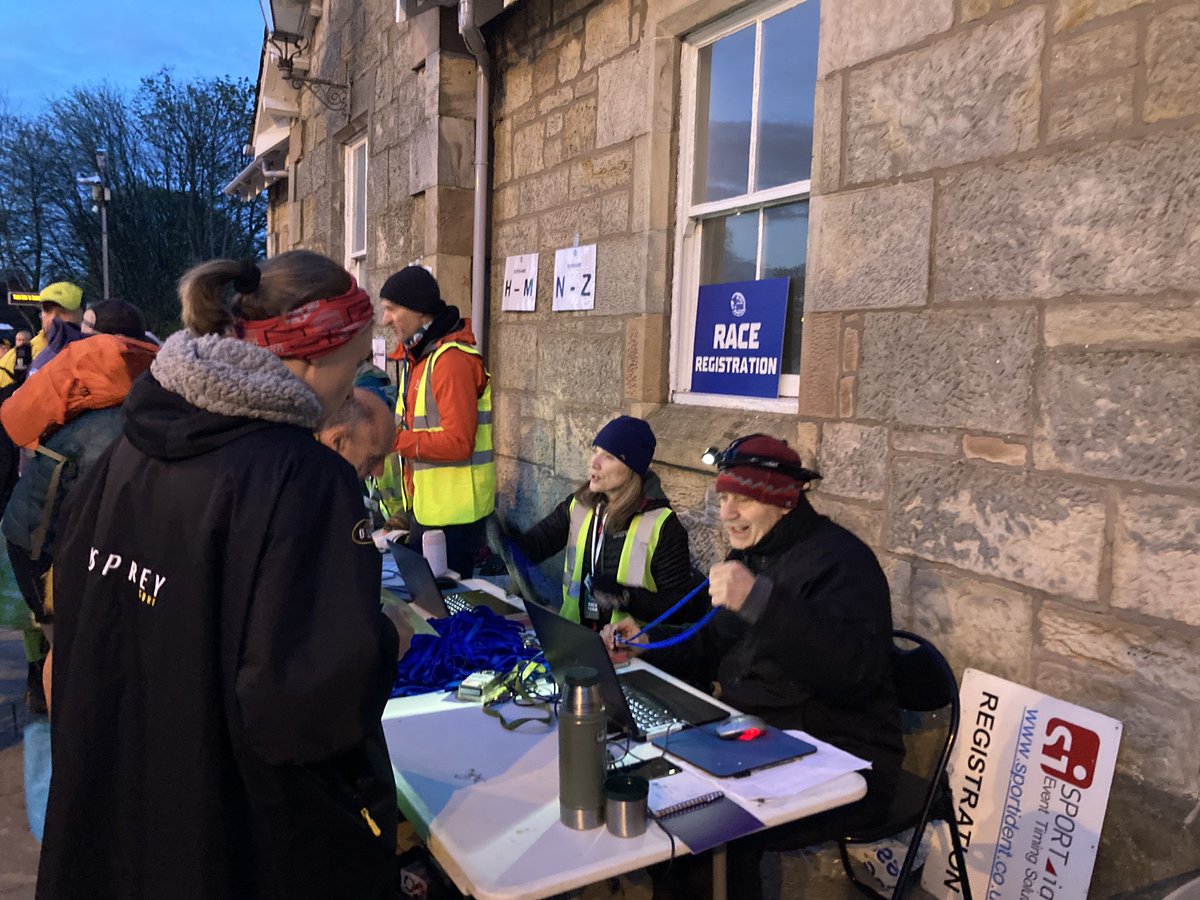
263,0,1200,892
485,0,1200,892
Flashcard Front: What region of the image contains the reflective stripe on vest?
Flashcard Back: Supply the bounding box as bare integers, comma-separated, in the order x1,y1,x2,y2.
408,341,496,526
559,498,673,624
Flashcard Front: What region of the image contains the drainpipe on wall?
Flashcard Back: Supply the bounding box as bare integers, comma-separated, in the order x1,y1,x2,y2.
458,0,490,356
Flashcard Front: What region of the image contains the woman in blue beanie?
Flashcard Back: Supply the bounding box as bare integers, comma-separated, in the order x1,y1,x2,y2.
512,415,707,630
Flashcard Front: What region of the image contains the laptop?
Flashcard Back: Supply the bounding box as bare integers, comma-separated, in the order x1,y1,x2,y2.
524,598,729,741
387,541,520,618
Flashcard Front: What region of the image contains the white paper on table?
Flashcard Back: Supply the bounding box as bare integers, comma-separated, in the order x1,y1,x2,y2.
717,731,872,805
647,768,722,815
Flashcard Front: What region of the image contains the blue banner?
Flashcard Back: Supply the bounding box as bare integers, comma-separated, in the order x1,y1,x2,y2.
691,278,789,398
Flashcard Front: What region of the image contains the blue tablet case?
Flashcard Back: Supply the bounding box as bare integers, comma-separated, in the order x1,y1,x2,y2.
651,722,817,777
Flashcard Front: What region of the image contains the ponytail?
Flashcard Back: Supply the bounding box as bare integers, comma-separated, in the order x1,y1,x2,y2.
177,250,353,336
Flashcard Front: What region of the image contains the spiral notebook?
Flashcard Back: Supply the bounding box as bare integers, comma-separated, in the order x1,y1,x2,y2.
648,770,764,853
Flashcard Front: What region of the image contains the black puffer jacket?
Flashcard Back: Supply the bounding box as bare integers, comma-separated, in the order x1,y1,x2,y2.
648,498,904,788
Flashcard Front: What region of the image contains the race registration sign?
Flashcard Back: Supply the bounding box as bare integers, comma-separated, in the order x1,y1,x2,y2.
923,669,1122,900
690,278,788,398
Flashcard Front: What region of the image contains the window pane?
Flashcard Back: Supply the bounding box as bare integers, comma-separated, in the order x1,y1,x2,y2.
755,1,820,190
352,143,367,255
694,25,755,203
762,200,808,376
700,210,758,285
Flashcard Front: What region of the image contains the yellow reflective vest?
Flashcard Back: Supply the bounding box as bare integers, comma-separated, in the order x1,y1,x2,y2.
403,341,496,526
560,498,673,624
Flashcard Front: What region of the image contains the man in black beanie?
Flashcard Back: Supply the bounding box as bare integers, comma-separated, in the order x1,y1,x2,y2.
379,266,495,578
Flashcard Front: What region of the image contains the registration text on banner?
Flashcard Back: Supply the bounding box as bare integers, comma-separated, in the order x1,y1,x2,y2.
922,669,1122,900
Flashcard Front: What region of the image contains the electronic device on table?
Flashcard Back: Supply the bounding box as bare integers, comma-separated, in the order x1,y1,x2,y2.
387,541,519,617
524,598,728,741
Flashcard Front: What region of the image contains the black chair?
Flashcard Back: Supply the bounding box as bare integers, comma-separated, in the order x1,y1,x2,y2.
839,629,973,899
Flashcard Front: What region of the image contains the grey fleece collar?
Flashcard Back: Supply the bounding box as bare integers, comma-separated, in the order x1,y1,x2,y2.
151,331,322,430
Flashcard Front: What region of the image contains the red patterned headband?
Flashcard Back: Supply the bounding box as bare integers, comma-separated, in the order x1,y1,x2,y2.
237,278,374,361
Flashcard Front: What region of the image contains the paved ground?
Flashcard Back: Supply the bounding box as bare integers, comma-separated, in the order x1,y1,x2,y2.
0,630,40,899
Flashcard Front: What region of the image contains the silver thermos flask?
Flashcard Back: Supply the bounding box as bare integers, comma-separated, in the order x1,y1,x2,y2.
558,666,607,830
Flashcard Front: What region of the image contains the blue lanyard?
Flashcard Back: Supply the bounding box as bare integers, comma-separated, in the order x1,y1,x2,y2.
615,578,717,650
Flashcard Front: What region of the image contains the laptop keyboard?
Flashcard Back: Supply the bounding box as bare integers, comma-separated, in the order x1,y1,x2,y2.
622,683,679,735
444,593,473,615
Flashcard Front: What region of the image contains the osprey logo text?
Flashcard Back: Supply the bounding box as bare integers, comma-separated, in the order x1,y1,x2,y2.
89,547,167,608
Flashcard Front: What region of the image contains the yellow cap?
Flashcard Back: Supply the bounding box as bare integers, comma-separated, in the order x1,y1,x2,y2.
38,282,83,311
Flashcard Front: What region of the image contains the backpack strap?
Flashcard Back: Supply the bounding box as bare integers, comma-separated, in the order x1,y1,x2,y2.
28,445,75,562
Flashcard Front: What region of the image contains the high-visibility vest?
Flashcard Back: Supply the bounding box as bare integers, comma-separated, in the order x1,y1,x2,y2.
561,498,673,624
405,341,495,526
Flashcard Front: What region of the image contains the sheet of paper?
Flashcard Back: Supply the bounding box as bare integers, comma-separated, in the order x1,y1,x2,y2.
717,731,872,805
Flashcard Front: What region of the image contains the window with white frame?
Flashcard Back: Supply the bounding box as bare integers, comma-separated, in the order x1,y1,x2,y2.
671,0,820,409
345,136,368,285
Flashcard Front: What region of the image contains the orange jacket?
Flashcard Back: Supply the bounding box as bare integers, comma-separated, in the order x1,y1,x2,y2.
1,334,159,449
390,319,488,500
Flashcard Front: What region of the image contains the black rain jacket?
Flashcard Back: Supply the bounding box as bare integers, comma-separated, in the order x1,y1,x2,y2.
37,373,400,900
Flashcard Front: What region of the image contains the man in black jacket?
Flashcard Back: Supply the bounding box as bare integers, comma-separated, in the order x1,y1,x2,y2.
605,434,903,898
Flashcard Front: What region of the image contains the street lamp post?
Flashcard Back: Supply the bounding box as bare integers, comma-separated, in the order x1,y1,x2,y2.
95,149,109,300
76,148,111,299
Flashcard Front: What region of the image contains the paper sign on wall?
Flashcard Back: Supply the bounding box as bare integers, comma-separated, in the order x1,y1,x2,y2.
552,244,596,311
501,253,539,312
690,278,789,398
922,669,1122,900
371,337,387,371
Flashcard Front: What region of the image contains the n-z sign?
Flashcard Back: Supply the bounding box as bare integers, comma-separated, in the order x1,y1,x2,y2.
923,669,1122,900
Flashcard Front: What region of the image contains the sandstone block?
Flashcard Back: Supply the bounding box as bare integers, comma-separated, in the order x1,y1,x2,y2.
597,48,649,148
1034,351,1200,488
796,312,840,418
935,127,1200,301
838,376,855,418
1145,2,1200,122
518,168,570,215
493,324,537,392
556,408,621,481
1044,298,1200,348
539,87,575,115
845,8,1042,184
960,0,990,23
512,122,545,179
818,422,888,501
538,198,601,251
962,435,1028,466
891,430,959,455
911,567,1035,684
569,146,633,200
493,117,512,185
493,184,518,222
543,138,563,169
546,113,564,138
1039,604,1200,704
807,181,933,311
1048,19,1137,81
1055,0,1153,33
858,308,1038,433
1112,491,1200,626
539,330,623,413
493,218,538,259
811,75,842,195
888,458,1106,600
534,49,558,97
819,0,954,75
795,421,820,465
841,327,860,374
1047,74,1134,142
601,192,630,234
503,66,532,113
584,0,631,70
623,314,668,404
564,96,598,158
575,70,598,97
424,186,474,257
809,494,885,546
596,231,668,316
878,553,914,627
631,132,672,233
559,37,582,83
1036,661,1197,796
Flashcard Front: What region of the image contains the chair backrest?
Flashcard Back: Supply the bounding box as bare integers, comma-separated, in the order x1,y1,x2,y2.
891,629,958,713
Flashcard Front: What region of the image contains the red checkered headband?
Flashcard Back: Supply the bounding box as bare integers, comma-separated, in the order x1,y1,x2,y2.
237,278,374,361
